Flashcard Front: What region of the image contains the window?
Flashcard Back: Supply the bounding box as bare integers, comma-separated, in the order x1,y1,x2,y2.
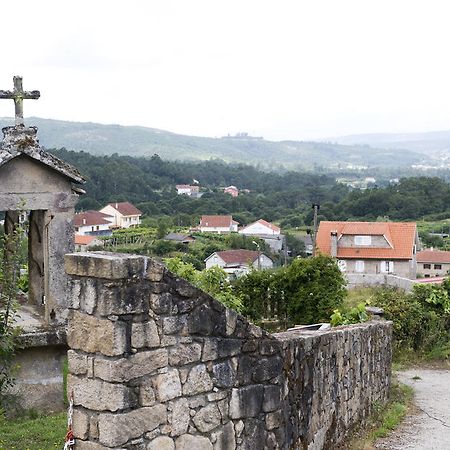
355,260,365,272
354,235,371,246
434,264,442,270
423,264,431,269
381,261,394,273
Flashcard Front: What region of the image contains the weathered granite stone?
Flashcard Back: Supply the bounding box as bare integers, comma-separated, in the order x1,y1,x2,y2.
94,349,168,382
193,403,221,433
139,381,156,406
202,339,218,361
266,410,282,430
150,293,172,314
263,385,282,412
68,310,127,356
73,441,108,450
72,408,89,439
132,320,160,349
175,434,213,450
146,260,166,282
67,349,87,375
252,357,283,382
69,375,134,412
155,368,182,402
212,360,236,388
163,315,188,335
89,416,99,439
169,342,202,366
147,435,175,450
98,405,167,447
229,385,264,419
170,398,190,436
183,364,213,396
212,421,236,450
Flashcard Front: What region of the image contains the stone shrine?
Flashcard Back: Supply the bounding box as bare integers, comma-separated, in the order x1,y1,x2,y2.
0,76,85,324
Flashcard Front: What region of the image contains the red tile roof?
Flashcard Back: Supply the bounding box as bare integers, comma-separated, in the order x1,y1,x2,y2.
417,250,450,264
108,202,142,216
200,215,235,228
74,211,112,227
316,221,417,260
257,219,280,233
215,249,260,265
74,235,97,245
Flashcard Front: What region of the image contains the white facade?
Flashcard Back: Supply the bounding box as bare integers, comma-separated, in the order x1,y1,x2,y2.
205,252,273,276
99,205,141,229
239,221,280,236
75,222,111,236
200,224,238,233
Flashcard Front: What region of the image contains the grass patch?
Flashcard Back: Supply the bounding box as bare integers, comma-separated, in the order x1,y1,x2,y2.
344,287,376,309
343,381,414,449
0,411,66,450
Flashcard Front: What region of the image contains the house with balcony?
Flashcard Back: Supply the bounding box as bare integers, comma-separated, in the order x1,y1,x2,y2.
99,202,142,229
74,210,113,236
316,221,419,279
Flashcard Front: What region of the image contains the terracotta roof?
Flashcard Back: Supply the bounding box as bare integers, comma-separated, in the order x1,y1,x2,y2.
200,215,236,228
253,219,280,233
74,210,112,227
108,202,142,216
417,250,450,264
212,249,260,265
316,221,417,260
74,235,98,245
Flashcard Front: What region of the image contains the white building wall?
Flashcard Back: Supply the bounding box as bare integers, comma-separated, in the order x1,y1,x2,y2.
240,223,279,236
76,223,111,236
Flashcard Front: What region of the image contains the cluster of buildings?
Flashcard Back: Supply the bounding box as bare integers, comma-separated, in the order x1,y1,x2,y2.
74,202,142,250
175,184,246,198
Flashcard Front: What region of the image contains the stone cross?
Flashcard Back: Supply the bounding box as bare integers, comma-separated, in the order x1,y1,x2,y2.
0,76,40,126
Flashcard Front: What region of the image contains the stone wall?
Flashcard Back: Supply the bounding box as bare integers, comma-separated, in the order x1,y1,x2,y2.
346,273,416,292
65,252,392,450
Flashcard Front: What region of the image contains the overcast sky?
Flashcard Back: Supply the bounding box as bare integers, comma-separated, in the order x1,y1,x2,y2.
1,0,450,141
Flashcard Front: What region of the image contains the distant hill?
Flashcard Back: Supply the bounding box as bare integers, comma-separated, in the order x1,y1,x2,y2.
0,117,424,169
330,130,450,159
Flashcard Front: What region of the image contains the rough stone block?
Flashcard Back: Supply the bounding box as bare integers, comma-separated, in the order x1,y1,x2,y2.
163,315,188,335
175,434,213,450
212,421,236,450
96,282,150,316
263,385,282,412
67,350,87,375
146,259,166,282
98,405,167,447
202,339,218,361
169,398,190,436
67,310,127,357
252,357,283,382
229,385,264,419
192,403,221,433
72,408,89,439
265,410,282,430
169,343,202,366
73,441,108,450
212,360,236,388
183,364,213,396
139,381,156,406
150,293,172,313
94,349,168,382
155,368,182,402
147,436,175,450
69,375,134,412
65,252,146,280
132,320,160,349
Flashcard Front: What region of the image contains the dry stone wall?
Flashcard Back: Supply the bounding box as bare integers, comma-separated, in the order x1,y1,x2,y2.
65,252,392,450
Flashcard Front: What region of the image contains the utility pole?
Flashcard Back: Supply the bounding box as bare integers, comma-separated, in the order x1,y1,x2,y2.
311,203,320,257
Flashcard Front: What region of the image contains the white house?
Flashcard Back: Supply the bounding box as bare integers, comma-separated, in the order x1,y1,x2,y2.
205,249,273,277
99,202,142,229
176,184,200,197
74,210,113,236
199,215,239,233
239,219,281,236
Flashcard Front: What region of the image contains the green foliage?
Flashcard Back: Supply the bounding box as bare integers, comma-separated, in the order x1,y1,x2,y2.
164,257,243,312
330,302,369,326
0,411,66,449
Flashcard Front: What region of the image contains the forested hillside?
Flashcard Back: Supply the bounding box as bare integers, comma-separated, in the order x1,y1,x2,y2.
52,149,450,227
0,117,424,169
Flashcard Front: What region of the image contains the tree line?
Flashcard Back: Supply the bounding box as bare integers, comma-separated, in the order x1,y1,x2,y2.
51,149,450,226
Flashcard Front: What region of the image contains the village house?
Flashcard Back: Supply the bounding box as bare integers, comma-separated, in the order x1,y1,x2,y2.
417,249,450,277
223,185,239,197
176,184,202,198
316,221,419,279
199,215,239,233
205,249,273,276
99,201,142,229
74,210,113,236
74,234,103,251
239,218,284,252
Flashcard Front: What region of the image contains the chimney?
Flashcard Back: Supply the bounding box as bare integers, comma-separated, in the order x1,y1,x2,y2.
115,203,119,209
330,231,338,258
82,218,86,225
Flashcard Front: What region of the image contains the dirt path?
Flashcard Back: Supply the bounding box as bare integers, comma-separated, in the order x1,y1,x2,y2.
375,369,450,450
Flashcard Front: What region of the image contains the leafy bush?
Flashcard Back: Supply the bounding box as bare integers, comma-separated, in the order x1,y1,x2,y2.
330,302,369,326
